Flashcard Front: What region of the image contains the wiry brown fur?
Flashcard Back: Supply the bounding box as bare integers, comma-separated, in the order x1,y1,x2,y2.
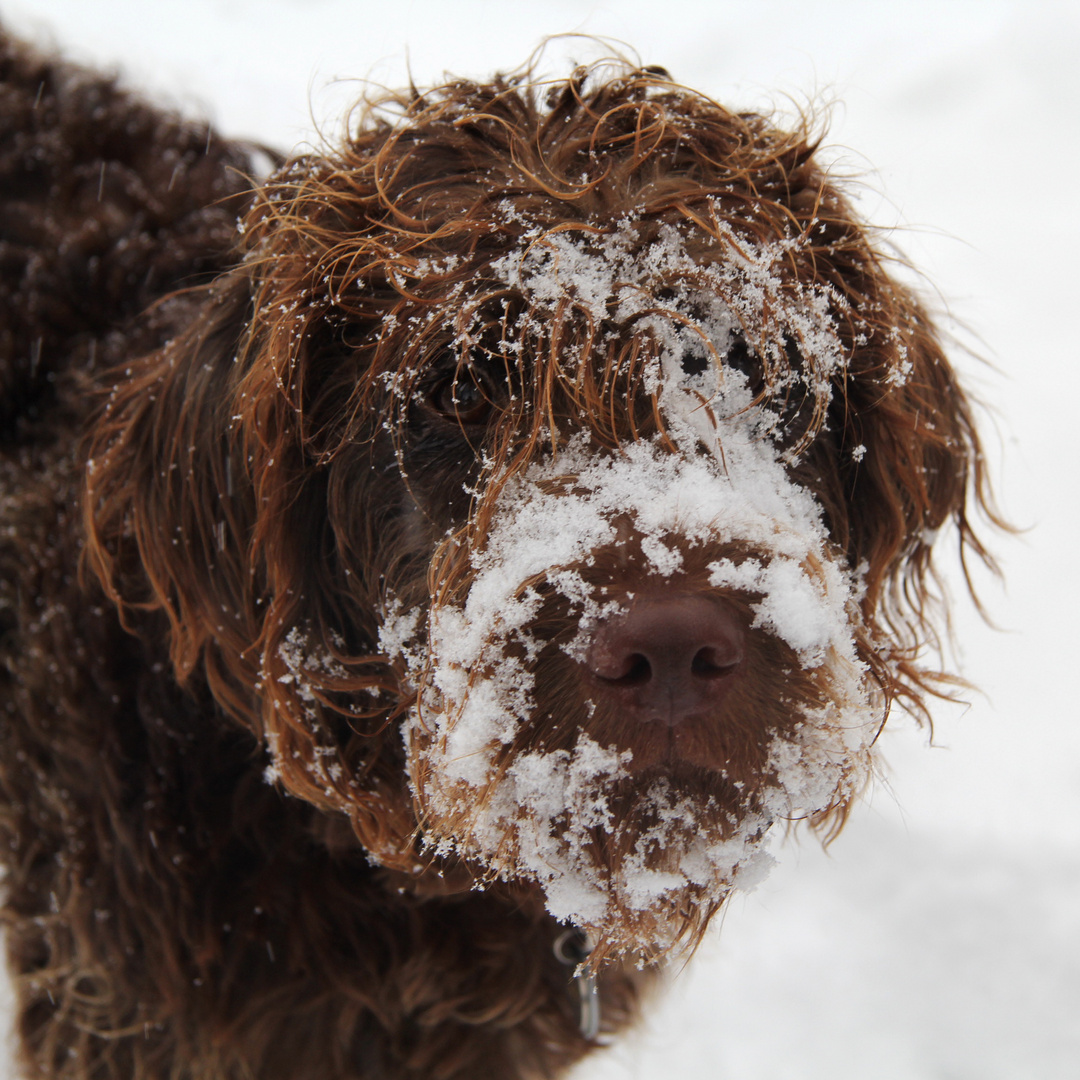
1,30,995,1080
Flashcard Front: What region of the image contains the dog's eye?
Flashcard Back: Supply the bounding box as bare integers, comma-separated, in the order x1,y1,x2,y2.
428,366,495,426
681,347,711,378
724,334,754,375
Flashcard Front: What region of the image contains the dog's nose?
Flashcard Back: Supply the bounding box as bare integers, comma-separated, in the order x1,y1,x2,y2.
585,596,744,727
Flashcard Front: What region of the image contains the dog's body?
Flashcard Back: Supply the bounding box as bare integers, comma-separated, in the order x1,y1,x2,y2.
0,30,993,1080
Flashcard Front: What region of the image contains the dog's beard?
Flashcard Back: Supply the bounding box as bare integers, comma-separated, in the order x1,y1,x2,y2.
381,391,881,960
379,241,882,959
404,715,871,961
413,731,776,959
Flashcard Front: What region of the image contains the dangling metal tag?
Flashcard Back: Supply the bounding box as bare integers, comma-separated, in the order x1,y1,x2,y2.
554,929,600,1040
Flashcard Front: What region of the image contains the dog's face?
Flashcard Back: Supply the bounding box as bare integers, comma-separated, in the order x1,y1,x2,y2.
87,66,988,964
370,219,881,957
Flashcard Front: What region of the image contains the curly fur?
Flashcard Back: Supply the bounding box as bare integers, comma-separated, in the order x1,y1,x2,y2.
1,29,996,1080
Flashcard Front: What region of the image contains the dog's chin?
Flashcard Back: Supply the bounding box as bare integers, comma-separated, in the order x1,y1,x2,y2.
407,724,781,961
517,776,772,963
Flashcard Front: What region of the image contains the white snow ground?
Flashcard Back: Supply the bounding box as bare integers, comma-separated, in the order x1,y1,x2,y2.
2,1,1077,1077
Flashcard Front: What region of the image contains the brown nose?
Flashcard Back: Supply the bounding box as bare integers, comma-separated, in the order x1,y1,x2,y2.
585,596,744,727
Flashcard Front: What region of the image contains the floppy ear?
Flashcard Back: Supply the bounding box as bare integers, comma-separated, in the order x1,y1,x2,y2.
833,283,995,718
83,261,419,863
85,273,259,694
773,162,998,724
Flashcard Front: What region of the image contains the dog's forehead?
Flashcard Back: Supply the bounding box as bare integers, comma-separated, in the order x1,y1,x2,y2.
402,209,849,406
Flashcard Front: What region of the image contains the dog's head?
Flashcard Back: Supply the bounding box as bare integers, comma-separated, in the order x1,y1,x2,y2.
86,63,993,962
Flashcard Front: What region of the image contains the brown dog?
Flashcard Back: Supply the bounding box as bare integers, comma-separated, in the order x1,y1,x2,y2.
0,30,994,1080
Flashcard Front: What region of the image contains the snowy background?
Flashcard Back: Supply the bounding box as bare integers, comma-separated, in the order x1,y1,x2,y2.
3,1,1078,1077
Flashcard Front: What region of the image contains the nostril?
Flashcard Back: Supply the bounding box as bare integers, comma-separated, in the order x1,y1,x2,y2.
600,653,652,687
691,645,742,680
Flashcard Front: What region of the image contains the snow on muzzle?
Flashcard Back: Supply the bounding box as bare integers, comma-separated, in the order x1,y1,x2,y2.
379,426,882,959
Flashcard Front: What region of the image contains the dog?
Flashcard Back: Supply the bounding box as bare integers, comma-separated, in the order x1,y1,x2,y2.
0,29,995,1080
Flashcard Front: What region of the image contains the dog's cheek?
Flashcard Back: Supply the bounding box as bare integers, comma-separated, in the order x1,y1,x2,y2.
397,429,486,530
324,443,430,604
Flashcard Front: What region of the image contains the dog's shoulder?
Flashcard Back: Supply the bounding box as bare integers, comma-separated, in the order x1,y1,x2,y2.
0,29,261,442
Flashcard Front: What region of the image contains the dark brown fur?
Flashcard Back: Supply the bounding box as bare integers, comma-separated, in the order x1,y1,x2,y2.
1,30,995,1080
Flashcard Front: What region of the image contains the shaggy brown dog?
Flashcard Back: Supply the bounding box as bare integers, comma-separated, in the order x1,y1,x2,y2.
1,30,995,1080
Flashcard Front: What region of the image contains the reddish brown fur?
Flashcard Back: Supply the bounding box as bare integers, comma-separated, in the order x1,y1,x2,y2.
1,30,996,1080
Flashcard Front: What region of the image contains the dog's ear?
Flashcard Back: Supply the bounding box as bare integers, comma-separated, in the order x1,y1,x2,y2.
776,156,999,725
833,285,994,718
83,266,416,857
85,273,258,693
